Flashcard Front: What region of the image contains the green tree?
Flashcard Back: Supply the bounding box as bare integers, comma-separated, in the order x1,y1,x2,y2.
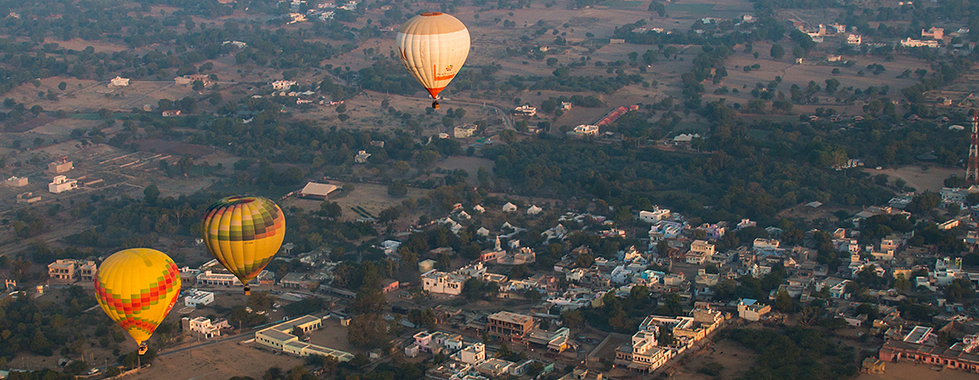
775,290,793,312
388,180,408,197
143,184,160,205
770,44,785,59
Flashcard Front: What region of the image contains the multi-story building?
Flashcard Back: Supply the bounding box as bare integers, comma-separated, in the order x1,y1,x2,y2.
184,289,215,307
47,259,97,282
422,271,465,295
182,316,229,339
487,311,535,341
48,175,78,194
639,208,671,223
737,298,771,321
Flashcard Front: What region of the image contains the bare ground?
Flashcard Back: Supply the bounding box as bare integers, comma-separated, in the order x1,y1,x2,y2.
863,165,961,193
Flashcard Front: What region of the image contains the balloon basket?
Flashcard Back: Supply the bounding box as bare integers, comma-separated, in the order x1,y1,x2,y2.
432,101,440,109
244,286,251,296
138,343,148,356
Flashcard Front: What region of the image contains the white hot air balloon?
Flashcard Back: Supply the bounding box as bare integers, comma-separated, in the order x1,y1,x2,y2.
396,12,471,109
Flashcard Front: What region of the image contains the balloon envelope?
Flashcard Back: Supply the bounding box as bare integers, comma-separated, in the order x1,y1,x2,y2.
201,196,285,290
396,12,471,102
94,248,181,351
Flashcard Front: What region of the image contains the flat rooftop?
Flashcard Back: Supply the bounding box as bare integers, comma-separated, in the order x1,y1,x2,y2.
488,311,534,325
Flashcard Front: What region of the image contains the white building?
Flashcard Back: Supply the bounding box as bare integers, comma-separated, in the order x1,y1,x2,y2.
48,175,78,194
569,124,599,137
109,76,130,87
846,34,862,46
502,202,517,212
184,289,215,307
527,205,542,215
271,80,298,91
422,270,465,295
183,316,229,339
689,240,714,257
514,105,537,116
901,37,939,48
639,208,671,223
197,270,243,287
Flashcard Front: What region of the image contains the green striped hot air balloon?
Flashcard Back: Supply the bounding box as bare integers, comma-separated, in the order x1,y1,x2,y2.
201,196,285,295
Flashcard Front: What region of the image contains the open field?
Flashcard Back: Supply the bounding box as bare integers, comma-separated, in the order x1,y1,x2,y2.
673,337,758,380
864,165,960,193
146,339,305,380
704,43,926,116
283,182,429,222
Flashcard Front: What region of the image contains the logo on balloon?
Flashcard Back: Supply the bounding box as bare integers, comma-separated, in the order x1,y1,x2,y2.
445,64,454,72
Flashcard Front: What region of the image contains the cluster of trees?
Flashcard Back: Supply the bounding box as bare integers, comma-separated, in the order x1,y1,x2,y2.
576,286,654,333
726,327,857,379
0,286,99,362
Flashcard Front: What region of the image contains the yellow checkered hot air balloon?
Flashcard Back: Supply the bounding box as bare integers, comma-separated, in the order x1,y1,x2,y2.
201,196,285,295
94,248,181,355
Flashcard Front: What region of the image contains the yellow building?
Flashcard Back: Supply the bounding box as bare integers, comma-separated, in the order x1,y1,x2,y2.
255,315,354,362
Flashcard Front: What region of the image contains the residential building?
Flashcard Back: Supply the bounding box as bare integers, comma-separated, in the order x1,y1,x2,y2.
459,342,486,364
921,27,944,40
109,76,130,87
48,175,78,194
614,324,671,372
513,105,537,116
487,311,535,341
354,150,371,163
184,289,215,307
846,34,862,46
47,259,97,282
16,192,40,204
475,358,514,377
281,272,319,289
737,298,771,321
422,271,465,295
454,124,477,138
527,205,543,215
569,124,599,137
4,176,28,187
255,315,354,362
48,160,73,174
639,208,671,223
901,38,939,48
559,369,604,380
162,110,181,117
182,316,229,339
690,240,715,257
271,80,298,91
502,202,517,212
